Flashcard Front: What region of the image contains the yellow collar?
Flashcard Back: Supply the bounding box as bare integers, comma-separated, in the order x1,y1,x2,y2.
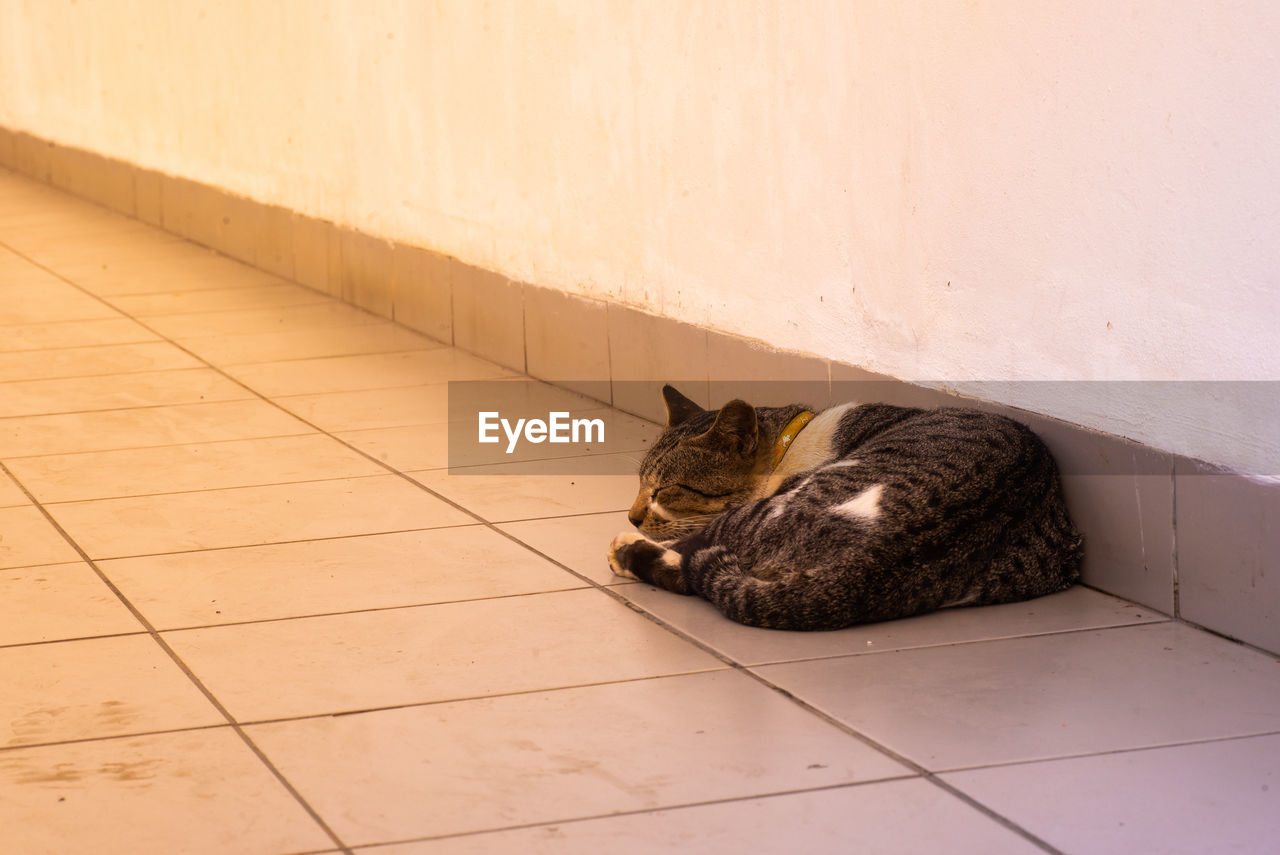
771,410,815,470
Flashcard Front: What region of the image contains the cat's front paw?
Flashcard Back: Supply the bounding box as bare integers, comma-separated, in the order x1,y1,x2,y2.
607,531,691,594
607,531,648,580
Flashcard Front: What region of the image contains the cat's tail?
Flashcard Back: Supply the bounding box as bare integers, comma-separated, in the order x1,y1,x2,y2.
677,536,860,631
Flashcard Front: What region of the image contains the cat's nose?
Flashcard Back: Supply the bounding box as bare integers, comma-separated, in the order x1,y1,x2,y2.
628,494,650,528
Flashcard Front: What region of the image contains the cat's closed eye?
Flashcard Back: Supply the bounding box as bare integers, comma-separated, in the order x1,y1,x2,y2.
661,484,732,500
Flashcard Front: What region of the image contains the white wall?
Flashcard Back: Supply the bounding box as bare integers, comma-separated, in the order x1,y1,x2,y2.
2,1,1277,472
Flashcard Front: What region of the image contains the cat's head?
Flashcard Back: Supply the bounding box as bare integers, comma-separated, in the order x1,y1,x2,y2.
627,385,763,538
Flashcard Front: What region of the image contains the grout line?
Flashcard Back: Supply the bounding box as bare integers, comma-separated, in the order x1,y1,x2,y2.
152,584,597,636
0,393,258,422
34,470,399,507
489,508,630,525
106,301,333,320
2,430,333,460
0,363,214,387
137,301,388,324
1171,465,1181,618
0,670,728,756
1167,613,1280,662
0,722,230,755
0,428,321,461
62,521,485,563
50,280,301,301
348,776,923,850
0,338,181,355
737,616,1176,668
261,668,731,725
0,459,354,855
0,629,151,651
176,345,447,367
520,279,528,376
933,729,1280,776
604,302,615,407
420,450,651,474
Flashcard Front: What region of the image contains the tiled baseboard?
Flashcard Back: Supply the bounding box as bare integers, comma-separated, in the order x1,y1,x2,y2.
2,126,1275,654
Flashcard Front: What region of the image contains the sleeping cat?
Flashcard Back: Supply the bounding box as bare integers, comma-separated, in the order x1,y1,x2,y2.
607,385,1082,630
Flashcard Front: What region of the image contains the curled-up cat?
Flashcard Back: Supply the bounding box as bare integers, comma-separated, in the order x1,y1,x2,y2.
608,385,1082,630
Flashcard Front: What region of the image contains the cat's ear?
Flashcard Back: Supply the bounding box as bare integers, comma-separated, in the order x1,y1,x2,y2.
695,399,758,457
662,384,704,427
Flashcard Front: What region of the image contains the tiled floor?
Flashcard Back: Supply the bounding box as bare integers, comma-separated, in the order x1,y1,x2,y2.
2,167,1279,855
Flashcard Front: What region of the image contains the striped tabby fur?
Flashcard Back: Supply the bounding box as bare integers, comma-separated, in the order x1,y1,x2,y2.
608,385,1083,630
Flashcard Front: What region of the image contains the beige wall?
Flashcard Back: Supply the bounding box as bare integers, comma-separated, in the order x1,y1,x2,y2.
2,1,1277,472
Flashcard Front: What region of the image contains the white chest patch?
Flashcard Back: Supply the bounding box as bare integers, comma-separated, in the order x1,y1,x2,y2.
762,403,857,497
831,483,885,522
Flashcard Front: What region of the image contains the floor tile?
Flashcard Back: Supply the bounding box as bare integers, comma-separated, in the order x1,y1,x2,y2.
334,423,453,470
53,250,286,297
101,527,584,630
179,322,440,366
165,588,724,721
0,468,27,507
496,511,636,586
45,475,475,559
754,622,1280,770
0,341,201,383
276,385,451,432
362,778,1044,855
0,562,142,646
8,218,187,257
0,317,160,353
31,233,231,269
1,634,223,747
226,347,514,397
0,210,150,242
0,281,120,325
0,246,59,285
105,282,326,317
8,434,386,503
0,368,253,419
410,453,638,522
246,670,907,845
0,399,313,459
620,585,1165,666
0,505,81,569
943,734,1280,855
0,728,335,855
144,300,385,339
3,223,172,253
